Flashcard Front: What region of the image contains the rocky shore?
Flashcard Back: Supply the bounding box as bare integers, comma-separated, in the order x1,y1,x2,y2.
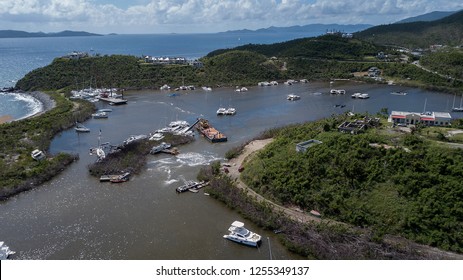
26,91,56,117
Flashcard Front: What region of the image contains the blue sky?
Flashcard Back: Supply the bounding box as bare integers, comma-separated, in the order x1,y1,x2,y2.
0,0,462,34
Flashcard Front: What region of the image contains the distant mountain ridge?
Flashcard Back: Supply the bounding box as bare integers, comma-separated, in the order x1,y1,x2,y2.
356,10,463,48
221,24,373,35
396,11,458,23
0,30,102,38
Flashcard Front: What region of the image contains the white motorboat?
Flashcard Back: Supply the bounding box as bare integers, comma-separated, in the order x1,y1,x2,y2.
351,92,362,98
31,149,45,161
150,142,171,154
149,133,165,141
217,107,227,115
123,135,148,146
0,241,16,260
223,221,262,247
225,107,236,115
235,87,248,92
287,94,300,101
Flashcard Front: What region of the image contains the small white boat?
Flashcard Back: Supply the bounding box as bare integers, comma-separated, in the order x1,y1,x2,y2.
351,92,362,98
390,91,407,96
358,93,370,99
225,107,236,115
98,108,113,112
160,84,171,90
75,122,90,132
149,133,165,141
223,221,261,247
0,241,15,260
235,87,248,92
202,86,212,91
217,107,227,115
123,135,148,146
31,149,45,161
92,112,108,119
330,89,346,95
287,94,300,101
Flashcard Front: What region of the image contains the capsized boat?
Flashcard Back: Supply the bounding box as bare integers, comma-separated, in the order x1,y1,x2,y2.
223,221,261,247
75,122,90,132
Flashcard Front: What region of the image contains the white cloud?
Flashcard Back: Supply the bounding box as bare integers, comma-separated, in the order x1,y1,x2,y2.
0,0,462,33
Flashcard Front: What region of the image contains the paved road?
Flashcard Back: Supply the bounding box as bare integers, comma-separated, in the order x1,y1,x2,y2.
226,138,463,259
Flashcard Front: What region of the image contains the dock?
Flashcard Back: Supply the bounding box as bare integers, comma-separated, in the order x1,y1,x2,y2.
98,97,128,105
176,181,207,193
100,172,130,183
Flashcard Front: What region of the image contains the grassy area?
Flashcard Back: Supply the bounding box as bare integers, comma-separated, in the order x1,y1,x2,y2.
0,93,95,199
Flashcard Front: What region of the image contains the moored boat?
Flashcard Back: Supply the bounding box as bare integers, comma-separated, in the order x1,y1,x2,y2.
223,221,261,247
390,91,407,96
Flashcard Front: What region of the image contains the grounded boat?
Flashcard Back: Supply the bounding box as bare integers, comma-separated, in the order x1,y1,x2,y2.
100,172,131,183
123,135,148,146
287,94,300,101
196,118,227,143
0,241,15,260
150,142,171,154
31,149,45,161
98,108,113,113
92,112,108,119
235,87,248,92
75,122,90,132
223,221,262,247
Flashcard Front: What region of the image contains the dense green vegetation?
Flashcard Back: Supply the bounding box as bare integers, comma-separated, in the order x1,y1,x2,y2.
356,10,463,48
420,49,463,81
238,116,463,253
199,161,429,259
0,94,94,198
207,35,383,60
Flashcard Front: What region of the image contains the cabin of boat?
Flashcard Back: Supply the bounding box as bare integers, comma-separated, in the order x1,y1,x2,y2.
223,221,261,247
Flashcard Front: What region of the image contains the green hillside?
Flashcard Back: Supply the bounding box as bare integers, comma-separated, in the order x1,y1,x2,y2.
207,35,382,60
356,10,463,48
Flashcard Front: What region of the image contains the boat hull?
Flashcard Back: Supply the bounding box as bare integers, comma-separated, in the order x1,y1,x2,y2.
223,235,261,247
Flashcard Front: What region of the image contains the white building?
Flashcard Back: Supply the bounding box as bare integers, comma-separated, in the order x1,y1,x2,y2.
389,111,452,126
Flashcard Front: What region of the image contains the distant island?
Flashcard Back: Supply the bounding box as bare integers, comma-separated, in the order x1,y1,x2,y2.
221,23,373,35
0,30,102,39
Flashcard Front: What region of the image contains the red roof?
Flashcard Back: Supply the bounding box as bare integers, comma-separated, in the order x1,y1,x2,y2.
392,115,406,119
420,117,435,121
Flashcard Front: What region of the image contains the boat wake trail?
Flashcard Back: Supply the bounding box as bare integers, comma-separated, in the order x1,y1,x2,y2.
176,152,223,167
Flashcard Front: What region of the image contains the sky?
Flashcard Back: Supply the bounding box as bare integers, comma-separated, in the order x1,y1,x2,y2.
0,0,462,34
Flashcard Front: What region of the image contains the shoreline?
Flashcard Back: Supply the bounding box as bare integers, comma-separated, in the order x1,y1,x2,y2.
221,138,463,259
0,91,56,123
